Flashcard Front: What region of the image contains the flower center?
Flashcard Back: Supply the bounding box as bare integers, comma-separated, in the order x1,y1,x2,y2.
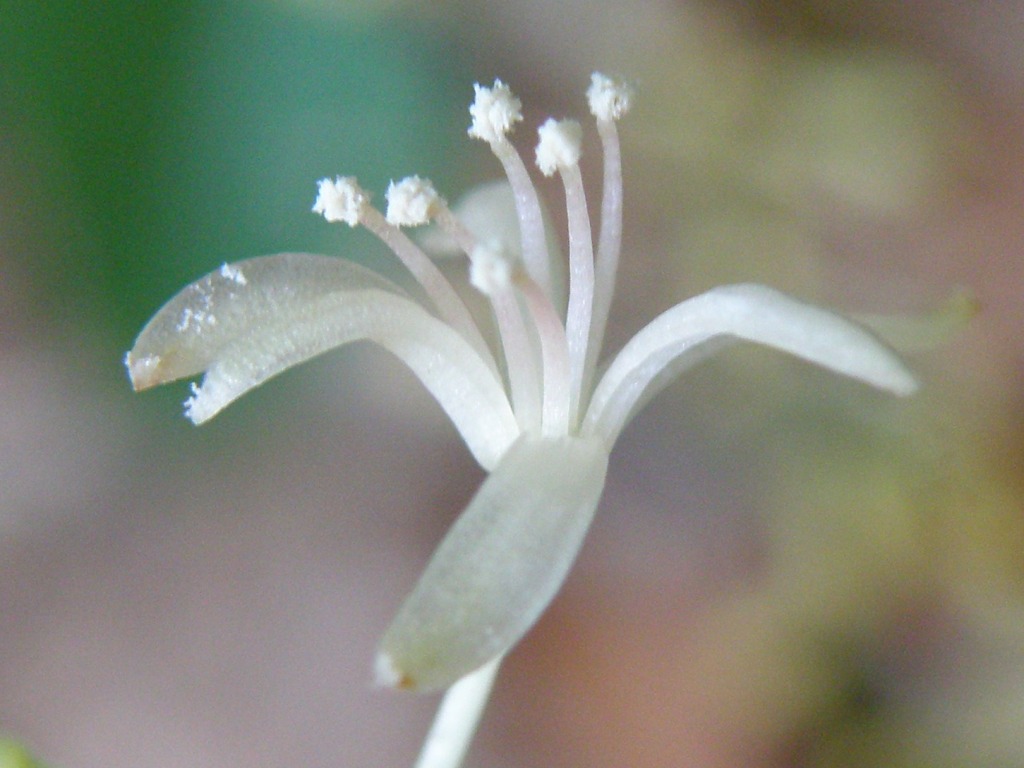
312,74,636,440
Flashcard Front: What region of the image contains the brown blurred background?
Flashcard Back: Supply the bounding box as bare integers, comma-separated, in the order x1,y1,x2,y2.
2,1,1022,766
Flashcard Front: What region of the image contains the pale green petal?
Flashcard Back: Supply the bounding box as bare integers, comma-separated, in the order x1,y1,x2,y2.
376,435,609,692
126,253,518,470
584,283,918,447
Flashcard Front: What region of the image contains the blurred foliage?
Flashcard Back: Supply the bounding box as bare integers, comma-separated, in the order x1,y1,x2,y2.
589,8,1023,766
0,740,48,768
655,328,1024,766
615,11,969,301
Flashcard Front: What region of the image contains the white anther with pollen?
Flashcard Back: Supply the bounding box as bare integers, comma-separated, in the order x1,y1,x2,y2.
467,80,522,144
586,73,634,122
386,176,442,227
535,119,583,177
312,176,369,226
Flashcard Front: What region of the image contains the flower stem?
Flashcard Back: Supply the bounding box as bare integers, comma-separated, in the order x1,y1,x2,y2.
414,658,502,768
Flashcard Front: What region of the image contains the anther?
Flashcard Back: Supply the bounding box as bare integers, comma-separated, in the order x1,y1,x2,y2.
468,80,523,144
386,176,442,227
535,119,582,177
312,176,369,227
469,242,515,297
586,73,634,123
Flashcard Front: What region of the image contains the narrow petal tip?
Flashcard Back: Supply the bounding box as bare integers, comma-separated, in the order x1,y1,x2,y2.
889,370,920,397
374,650,415,691
124,351,162,391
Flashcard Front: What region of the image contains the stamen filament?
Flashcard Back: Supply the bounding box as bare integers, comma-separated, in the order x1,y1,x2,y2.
535,116,592,426
436,205,542,433
515,271,571,437
584,117,624,400
488,139,556,302
359,206,498,376
558,163,595,427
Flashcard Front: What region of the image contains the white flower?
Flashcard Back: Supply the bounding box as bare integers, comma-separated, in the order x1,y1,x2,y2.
125,73,917,768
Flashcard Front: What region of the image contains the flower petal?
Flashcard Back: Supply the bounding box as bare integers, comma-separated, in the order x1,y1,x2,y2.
584,283,918,447
126,253,405,389
376,434,609,692
126,252,518,470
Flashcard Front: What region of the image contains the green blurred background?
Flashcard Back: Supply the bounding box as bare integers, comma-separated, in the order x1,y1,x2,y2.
2,1,1023,767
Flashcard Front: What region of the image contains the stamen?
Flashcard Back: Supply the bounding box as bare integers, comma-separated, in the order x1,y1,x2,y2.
514,270,571,438
386,176,442,227
583,73,631,408
436,198,541,434
312,176,369,226
536,118,594,427
436,193,563,437
468,242,514,297
468,81,556,303
433,205,479,256
360,206,490,355
314,179,496,375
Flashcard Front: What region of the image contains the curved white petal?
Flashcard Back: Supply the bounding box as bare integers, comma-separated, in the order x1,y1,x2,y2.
584,283,918,447
126,253,518,470
376,435,609,692
126,253,406,389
